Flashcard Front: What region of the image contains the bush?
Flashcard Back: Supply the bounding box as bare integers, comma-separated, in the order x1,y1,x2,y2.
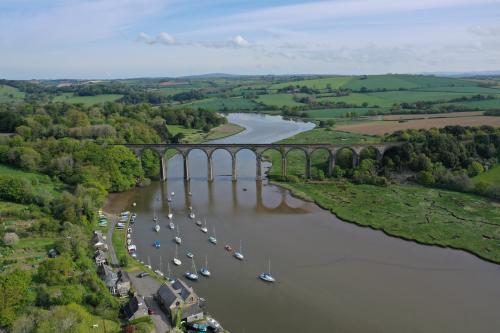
285,175,300,183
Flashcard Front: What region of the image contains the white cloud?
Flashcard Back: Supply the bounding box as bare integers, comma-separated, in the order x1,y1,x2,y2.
157,32,176,45
230,35,251,48
468,25,500,37
137,32,156,44
137,32,177,45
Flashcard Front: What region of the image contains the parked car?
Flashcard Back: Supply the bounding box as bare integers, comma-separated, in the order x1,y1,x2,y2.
148,307,155,315
138,272,149,278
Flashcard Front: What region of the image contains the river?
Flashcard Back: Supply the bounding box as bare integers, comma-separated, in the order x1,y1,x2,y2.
107,113,500,333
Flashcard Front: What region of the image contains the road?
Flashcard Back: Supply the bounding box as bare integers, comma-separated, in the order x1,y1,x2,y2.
104,211,172,333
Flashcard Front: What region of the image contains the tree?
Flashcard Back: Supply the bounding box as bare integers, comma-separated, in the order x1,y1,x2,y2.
467,161,484,177
0,270,30,327
37,257,74,286
141,150,160,178
416,170,435,186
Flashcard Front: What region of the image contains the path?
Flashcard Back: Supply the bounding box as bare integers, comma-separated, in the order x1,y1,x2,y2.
104,213,119,266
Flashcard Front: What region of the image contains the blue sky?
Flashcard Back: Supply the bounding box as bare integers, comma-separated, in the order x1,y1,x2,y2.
1,0,500,79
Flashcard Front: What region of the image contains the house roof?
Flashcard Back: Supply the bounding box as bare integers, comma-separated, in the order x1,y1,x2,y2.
182,304,203,319
124,295,147,319
98,264,118,288
172,279,195,301
157,284,181,307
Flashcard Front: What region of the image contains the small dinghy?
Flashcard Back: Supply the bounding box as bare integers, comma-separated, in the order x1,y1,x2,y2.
224,245,232,252
169,221,175,230
154,224,160,232
186,252,194,259
154,240,161,248
167,213,173,219
196,219,202,226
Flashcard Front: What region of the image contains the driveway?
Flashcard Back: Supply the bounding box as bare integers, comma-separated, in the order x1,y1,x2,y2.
129,273,172,333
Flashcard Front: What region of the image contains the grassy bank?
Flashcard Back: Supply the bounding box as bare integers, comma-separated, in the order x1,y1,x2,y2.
274,179,500,263
167,122,245,143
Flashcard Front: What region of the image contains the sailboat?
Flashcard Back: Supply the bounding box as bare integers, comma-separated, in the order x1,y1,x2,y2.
166,262,175,284
173,244,182,266
209,227,217,245
259,259,276,282
196,219,202,227
201,218,208,233
168,212,173,219
171,191,175,196
167,196,172,202
155,256,164,277
188,207,195,219
145,256,152,269
200,255,211,277
169,220,175,230
186,252,194,259
174,225,182,245
234,240,244,260
154,223,160,232
185,258,199,281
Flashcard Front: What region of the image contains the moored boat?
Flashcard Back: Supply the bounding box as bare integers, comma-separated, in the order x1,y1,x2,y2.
200,255,211,277
209,227,217,244
173,244,182,266
185,258,199,281
154,240,161,248
259,259,275,282
234,240,244,260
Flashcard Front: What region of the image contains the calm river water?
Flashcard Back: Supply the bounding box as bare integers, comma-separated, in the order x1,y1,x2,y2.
107,113,500,333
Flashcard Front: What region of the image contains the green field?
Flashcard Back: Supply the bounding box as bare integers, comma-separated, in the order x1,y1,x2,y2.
181,96,259,111
276,180,500,263
271,76,353,90
0,84,25,102
443,99,500,110
256,93,307,107
473,165,500,184
53,93,123,105
0,164,64,197
366,91,494,104
305,108,384,118
316,92,394,107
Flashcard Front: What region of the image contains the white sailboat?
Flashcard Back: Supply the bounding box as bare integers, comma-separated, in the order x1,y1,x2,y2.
185,258,199,281
154,223,160,232
188,207,195,219
234,240,244,260
259,259,276,282
173,244,182,266
166,262,175,284
174,225,182,245
209,227,217,244
155,256,164,277
201,218,208,233
200,255,211,277
169,220,175,230
196,219,202,227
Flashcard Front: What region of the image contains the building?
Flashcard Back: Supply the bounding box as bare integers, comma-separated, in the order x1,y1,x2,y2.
98,264,118,294
124,295,148,321
156,279,204,323
94,250,107,266
92,230,108,251
116,271,131,297
97,265,130,297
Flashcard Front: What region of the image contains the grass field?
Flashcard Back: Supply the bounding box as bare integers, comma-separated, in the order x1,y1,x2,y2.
443,99,500,110
316,92,394,107
256,93,307,107
182,96,259,111
305,108,385,118
276,180,500,263
53,93,123,105
473,165,500,185
0,84,25,102
167,122,244,144
0,164,65,197
336,116,500,135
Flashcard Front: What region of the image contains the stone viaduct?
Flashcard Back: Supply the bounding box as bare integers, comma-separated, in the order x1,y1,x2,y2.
123,143,403,181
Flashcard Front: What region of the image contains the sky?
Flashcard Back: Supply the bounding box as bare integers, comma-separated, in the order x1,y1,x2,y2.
1,0,500,79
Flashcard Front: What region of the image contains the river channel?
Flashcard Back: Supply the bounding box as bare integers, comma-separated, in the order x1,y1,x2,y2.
107,113,500,333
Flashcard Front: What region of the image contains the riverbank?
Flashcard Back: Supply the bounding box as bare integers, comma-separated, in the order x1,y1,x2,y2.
271,179,500,264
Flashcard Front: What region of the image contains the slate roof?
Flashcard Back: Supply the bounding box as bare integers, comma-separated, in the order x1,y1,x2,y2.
157,284,180,308
172,279,195,301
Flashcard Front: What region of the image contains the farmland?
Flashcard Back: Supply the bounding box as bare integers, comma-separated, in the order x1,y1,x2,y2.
0,84,25,102
336,116,500,135
52,93,123,105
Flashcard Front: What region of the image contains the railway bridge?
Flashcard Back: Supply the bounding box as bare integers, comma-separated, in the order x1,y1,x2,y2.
123,142,403,181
